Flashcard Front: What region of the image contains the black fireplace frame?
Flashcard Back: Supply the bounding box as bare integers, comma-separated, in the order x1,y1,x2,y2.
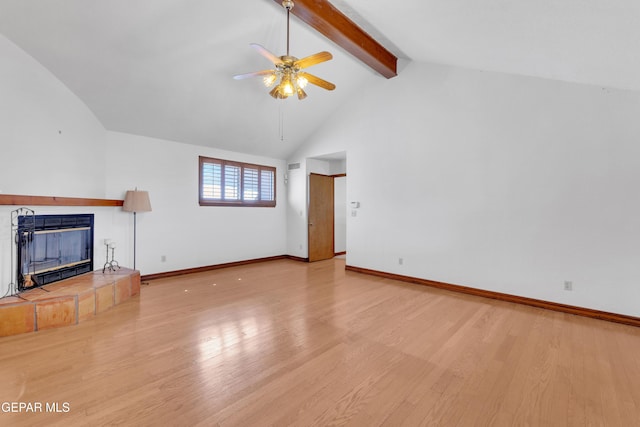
17,214,94,291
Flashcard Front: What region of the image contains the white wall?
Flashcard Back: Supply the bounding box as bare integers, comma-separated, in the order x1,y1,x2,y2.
0,33,112,297
105,132,288,276
288,60,640,317
290,158,347,258
0,33,288,296
4,23,639,317
286,162,307,258
0,34,107,198
334,176,346,253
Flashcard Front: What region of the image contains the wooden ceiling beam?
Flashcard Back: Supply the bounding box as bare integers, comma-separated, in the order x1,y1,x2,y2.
272,0,397,79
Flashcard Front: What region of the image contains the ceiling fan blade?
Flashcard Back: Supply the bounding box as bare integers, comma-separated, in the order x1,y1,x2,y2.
300,72,336,91
294,51,333,69
233,70,275,80
249,43,283,65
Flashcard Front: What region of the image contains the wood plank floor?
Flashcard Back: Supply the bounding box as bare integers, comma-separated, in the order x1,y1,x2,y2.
1,258,639,426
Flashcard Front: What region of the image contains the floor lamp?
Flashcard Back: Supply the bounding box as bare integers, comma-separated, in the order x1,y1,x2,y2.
123,189,152,270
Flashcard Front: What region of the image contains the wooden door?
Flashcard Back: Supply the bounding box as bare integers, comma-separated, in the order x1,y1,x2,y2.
308,173,334,262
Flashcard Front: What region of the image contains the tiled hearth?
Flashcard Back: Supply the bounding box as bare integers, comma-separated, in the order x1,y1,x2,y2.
0,268,140,337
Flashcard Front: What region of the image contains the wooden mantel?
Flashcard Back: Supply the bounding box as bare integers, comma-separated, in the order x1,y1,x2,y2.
0,194,123,207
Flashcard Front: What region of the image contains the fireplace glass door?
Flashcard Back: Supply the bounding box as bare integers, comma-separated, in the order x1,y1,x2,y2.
18,214,94,290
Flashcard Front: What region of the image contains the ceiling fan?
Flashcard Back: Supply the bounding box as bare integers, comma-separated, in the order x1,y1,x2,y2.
233,0,336,100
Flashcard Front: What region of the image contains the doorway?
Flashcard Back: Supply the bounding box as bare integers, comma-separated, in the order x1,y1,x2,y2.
308,173,334,262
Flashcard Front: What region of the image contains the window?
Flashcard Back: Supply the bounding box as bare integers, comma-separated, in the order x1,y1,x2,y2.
199,156,276,207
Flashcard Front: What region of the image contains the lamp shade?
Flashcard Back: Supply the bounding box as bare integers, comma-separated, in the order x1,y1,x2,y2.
122,190,152,213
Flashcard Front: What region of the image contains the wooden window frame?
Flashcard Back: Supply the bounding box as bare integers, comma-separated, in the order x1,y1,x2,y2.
199,156,276,207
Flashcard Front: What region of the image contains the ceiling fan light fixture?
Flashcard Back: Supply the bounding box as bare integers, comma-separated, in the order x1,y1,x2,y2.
296,75,308,89
263,73,278,87
233,0,335,100
269,85,283,99
281,77,294,96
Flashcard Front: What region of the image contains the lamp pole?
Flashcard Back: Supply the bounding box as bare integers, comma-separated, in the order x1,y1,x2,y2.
122,189,151,272
132,211,138,270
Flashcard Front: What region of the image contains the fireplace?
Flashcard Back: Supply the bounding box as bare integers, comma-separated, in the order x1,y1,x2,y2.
17,214,94,291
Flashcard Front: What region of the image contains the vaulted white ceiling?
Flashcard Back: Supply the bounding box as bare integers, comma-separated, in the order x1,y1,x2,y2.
340,0,640,91
1,0,638,159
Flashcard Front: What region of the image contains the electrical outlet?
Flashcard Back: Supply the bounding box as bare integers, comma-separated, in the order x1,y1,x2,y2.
564,281,573,291
398,257,403,265
161,255,166,262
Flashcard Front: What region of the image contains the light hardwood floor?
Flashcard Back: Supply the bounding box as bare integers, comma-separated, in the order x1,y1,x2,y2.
1,258,639,426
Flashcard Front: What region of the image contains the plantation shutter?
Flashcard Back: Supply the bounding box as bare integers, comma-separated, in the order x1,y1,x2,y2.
244,168,259,201
260,169,274,201
199,156,276,207
224,165,240,200
201,161,222,199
